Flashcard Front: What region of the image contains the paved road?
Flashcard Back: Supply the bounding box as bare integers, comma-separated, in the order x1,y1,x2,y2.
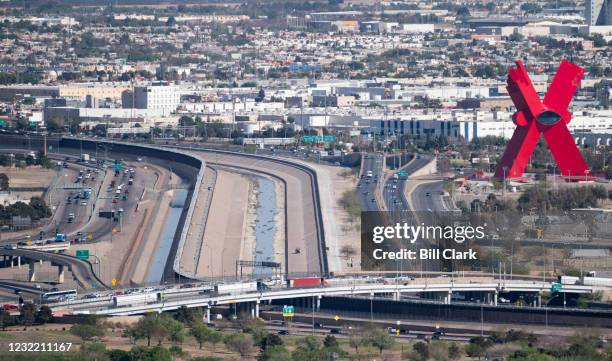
383,155,432,213
0,248,107,289
411,181,447,212
357,153,385,211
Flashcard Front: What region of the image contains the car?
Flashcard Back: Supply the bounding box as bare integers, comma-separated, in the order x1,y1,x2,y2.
425,192,431,197
330,328,341,334
4,244,17,250
81,201,87,206
277,330,289,335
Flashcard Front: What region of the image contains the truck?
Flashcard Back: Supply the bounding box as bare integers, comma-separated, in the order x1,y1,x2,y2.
112,292,162,307
288,277,323,288
55,233,66,242
581,276,612,287
81,154,90,162
98,210,115,219
214,282,258,295
559,276,580,285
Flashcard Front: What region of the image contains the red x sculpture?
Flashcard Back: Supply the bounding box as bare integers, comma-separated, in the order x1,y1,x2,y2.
494,60,589,179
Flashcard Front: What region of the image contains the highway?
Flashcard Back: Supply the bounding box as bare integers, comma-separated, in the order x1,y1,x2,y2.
49,278,594,316
383,155,432,213
358,153,385,211
0,248,107,289
411,181,448,212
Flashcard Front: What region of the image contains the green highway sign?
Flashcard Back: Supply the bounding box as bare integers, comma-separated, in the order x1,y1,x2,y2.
282,305,294,317
551,282,562,293
112,163,123,170
397,170,407,177
302,135,336,143
75,249,89,260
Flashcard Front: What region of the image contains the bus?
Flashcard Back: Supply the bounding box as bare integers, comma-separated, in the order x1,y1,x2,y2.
41,289,77,302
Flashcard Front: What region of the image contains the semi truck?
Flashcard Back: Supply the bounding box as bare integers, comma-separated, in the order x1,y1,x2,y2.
81,154,90,162
214,282,258,295
288,277,323,288
112,292,162,307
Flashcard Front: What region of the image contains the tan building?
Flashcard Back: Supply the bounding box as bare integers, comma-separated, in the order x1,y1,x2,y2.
58,83,130,100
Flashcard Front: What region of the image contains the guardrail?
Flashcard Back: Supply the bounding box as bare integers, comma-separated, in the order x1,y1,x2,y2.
60,137,207,282
69,280,595,316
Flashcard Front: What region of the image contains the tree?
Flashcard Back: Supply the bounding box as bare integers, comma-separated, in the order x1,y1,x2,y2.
19,302,36,326
0,309,13,330
36,305,53,324
449,342,462,359
0,173,9,191
340,245,356,260
190,320,211,349
123,325,144,344
292,336,325,361
179,115,194,127
412,341,430,360
134,314,166,347
129,346,172,361
174,305,200,325
70,324,105,340
162,316,185,344
224,333,253,358
208,329,223,351
323,335,338,349
364,325,394,355
260,333,283,351
348,327,364,354
258,345,288,361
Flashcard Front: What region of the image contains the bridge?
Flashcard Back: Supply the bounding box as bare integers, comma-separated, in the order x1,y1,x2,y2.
0,248,105,289
49,279,593,321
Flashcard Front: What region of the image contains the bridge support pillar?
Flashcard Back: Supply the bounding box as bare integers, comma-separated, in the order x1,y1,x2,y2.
28,259,36,282
57,265,65,284
205,306,211,323
393,292,400,301
444,291,452,305
255,301,260,318
17,256,21,268
537,293,542,308
9,256,13,268
316,295,321,311
493,291,498,306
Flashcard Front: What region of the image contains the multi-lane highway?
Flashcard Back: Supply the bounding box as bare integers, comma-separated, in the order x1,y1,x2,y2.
358,153,385,211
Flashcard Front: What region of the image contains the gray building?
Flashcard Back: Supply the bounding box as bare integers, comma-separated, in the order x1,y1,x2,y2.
586,0,612,26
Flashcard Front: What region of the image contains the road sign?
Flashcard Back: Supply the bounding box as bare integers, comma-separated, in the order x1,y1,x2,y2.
551,282,562,293
111,278,117,286
302,135,336,143
334,315,340,321
75,249,89,260
282,305,294,317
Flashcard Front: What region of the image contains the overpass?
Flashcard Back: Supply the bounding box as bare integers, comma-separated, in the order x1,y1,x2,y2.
50,279,593,320
0,248,106,289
